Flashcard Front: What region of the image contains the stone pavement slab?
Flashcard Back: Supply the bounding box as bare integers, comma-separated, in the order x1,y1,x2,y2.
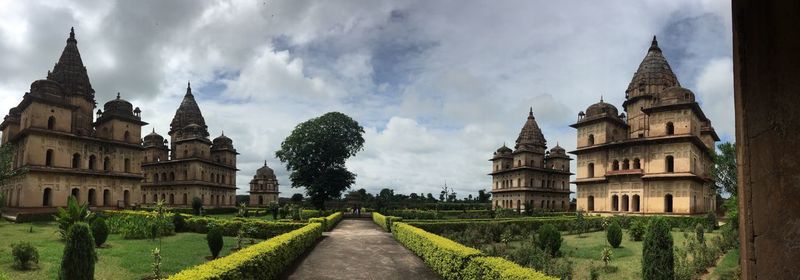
283,219,440,280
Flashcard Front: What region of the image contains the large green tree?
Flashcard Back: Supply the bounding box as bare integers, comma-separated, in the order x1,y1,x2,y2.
0,144,22,184
712,142,737,196
276,112,365,209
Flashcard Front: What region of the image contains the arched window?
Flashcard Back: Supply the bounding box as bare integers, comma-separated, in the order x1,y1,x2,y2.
664,194,674,213
124,158,131,172
587,163,595,178
88,189,96,206
517,160,521,167
71,188,80,200
562,181,565,189
611,195,619,211
612,160,619,171
666,122,675,135
169,172,175,181
103,189,111,206
169,194,175,205
142,194,146,204
124,131,130,142
587,134,595,146
88,155,97,170
47,116,55,130
666,156,675,173
222,175,227,184
183,193,188,205
621,194,629,211
633,158,641,169
72,153,81,168
632,194,640,212
153,173,159,182
46,149,54,167
103,157,110,171
152,194,157,203
259,195,264,205
43,188,52,206
161,193,166,202
183,170,188,180
622,159,630,170
124,190,130,206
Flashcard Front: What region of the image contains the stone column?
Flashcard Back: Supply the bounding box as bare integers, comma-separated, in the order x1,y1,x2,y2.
733,0,800,278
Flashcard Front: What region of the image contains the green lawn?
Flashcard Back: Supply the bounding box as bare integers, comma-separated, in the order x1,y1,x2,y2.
0,220,247,280
709,248,739,279
560,230,720,279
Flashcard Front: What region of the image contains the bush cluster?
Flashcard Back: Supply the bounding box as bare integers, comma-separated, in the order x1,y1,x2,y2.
105,211,175,239
537,224,562,257
10,242,39,270
372,212,402,232
391,222,555,280
91,217,109,247
628,220,646,241
167,223,323,280
59,222,97,280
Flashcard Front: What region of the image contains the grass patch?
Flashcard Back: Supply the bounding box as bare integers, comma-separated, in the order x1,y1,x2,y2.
560,229,720,279
0,220,249,280
710,248,739,279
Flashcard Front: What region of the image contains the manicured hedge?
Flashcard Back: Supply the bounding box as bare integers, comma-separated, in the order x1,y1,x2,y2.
407,216,604,235
185,217,306,239
392,222,482,279
609,215,714,230
372,212,402,232
463,256,555,280
392,222,555,280
308,212,344,231
139,206,238,215
167,223,323,280
384,209,496,220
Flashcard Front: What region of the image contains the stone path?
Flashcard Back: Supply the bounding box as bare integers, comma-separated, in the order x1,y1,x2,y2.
283,219,440,280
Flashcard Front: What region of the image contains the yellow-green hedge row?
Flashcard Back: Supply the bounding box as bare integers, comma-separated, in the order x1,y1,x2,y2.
392,222,555,280
167,223,323,280
308,212,344,231
372,212,402,232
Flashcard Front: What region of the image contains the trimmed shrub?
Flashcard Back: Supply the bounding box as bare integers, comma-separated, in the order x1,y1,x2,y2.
10,242,39,270
706,212,717,230
628,220,646,241
537,224,562,257
308,218,327,231
642,217,674,280
408,216,604,235
607,221,623,248
695,223,705,244
173,212,187,232
207,226,224,259
59,222,97,280
184,217,305,238
463,256,555,280
392,222,482,279
91,217,109,247
325,212,343,231
167,223,322,280
372,212,402,232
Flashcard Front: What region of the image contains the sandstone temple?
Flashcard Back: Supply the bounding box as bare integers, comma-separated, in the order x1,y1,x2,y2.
571,36,719,215
490,109,572,212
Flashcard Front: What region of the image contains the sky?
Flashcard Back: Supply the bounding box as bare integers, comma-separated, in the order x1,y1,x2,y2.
0,0,734,198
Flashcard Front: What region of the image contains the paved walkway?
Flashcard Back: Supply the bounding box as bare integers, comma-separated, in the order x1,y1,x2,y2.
283,219,440,280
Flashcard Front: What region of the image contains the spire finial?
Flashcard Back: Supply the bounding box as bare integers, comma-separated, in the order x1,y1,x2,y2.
529,107,533,117
221,130,225,136
152,128,155,133
600,95,604,102
186,81,193,96
648,35,661,52
264,160,267,166
116,92,121,99
70,27,75,39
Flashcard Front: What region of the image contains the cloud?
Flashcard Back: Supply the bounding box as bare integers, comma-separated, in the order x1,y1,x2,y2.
0,0,733,198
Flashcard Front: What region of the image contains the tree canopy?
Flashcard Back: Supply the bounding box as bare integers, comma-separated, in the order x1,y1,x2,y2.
712,142,737,197
276,112,365,209
0,144,23,185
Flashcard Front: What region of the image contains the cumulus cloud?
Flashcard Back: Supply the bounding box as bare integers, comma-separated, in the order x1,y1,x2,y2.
0,0,733,197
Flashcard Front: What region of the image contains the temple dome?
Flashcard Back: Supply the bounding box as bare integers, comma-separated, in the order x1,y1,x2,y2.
515,108,547,150
212,133,234,150
496,145,512,154
143,129,165,147
103,93,134,116
549,144,569,158
584,99,619,119
255,161,276,178
170,82,208,137
625,36,680,99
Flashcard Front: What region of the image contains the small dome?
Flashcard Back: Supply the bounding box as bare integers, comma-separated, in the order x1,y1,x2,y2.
212,133,234,150
143,129,165,147
103,93,134,116
256,161,276,178
657,86,695,104
549,144,569,158
496,145,512,154
30,79,64,97
584,100,619,119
